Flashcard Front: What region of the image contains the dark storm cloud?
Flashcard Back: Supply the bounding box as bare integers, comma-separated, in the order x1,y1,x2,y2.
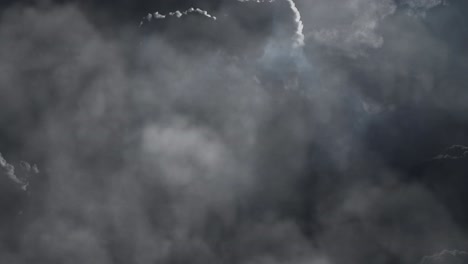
0,0,467,264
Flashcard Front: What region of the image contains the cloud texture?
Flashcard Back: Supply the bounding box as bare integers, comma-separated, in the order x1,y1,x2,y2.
0,0,467,263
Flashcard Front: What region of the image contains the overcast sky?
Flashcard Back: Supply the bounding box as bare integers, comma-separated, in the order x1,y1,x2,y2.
0,0,468,263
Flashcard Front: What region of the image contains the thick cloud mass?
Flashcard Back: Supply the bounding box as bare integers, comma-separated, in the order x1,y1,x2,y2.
0,0,467,263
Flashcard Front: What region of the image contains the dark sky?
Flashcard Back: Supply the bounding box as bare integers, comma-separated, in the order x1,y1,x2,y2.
0,0,468,263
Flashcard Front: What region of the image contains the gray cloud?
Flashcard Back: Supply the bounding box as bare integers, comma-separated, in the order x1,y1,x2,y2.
402,0,447,15
305,0,446,56
0,153,38,191
421,249,468,264
432,145,468,160
309,0,396,56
